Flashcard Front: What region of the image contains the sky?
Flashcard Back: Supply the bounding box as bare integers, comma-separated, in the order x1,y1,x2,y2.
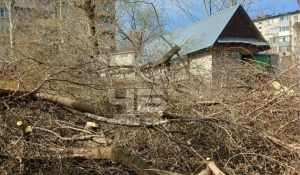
161,0,300,31
248,0,299,18
115,0,300,38
115,0,299,50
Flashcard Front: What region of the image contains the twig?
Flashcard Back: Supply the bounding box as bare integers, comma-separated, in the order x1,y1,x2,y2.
247,83,300,121
206,159,225,175
34,127,103,141
20,74,51,98
85,113,170,126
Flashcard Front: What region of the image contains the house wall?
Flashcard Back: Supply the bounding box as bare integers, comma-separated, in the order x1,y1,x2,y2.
189,55,212,80
109,52,135,66
105,45,261,88
100,52,136,80
185,51,213,85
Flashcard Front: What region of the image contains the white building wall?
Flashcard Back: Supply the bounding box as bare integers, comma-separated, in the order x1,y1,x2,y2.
109,52,135,66
189,54,213,83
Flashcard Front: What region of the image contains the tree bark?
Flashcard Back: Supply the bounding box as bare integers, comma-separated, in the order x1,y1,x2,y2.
1,146,182,175
0,89,102,115
31,93,102,114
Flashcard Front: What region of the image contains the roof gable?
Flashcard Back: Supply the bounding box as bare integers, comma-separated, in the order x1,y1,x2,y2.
218,5,268,45
141,5,269,63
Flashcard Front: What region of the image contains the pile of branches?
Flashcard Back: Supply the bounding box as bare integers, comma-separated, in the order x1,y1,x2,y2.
1,58,300,175
0,43,299,174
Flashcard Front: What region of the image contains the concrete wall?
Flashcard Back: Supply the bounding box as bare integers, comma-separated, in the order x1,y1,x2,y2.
189,54,212,81
109,52,135,66
100,52,136,80
106,46,261,87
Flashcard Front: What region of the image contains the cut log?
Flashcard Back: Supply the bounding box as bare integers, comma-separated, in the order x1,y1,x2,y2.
0,88,102,115
73,147,184,175
197,167,212,175
140,45,180,71
1,146,183,175
31,93,102,114
206,160,225,175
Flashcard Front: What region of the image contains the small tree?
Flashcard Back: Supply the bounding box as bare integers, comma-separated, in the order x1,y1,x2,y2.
4,0,14,59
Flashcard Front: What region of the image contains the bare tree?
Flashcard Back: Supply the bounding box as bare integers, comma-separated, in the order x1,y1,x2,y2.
4,0,14,59
201,0,260,16
170,0,261,19
116,0,169,54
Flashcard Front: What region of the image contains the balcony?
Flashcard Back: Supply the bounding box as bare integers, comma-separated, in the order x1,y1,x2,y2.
279,41,291,47
279,20,290,26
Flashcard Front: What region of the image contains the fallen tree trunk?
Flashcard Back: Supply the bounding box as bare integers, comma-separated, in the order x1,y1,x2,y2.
2,146,182,175
0,89,25,97
140,45,181,71
0,89,102,115
31,93,102,114
1,145,225,175
99,45,181,76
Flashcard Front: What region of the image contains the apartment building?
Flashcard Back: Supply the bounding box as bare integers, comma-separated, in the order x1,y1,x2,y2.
0,0,116,54
0,1,9,39
253,10,299,57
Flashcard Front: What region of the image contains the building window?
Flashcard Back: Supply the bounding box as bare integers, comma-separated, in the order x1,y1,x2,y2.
280,36,290,42
258,21,262,24
269,37,277,44
294,36,298,42
103,18,111,24
279,16,289,21
266,18,278,25
279,26,290,32
294,15,298,21
269,27,278,34
0,9,6,18
280,46,290,53
258,26,262,29
270,47,275,52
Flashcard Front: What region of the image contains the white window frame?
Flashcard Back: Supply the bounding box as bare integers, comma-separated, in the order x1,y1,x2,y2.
279,26,290,32
269,27,278,34
281,46,287,53
280,16,289,21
